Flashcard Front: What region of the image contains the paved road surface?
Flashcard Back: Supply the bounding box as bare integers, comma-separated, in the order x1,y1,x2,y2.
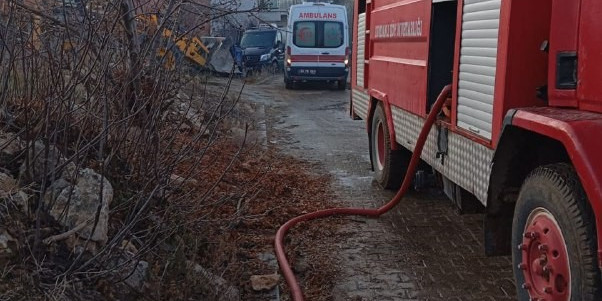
243,75,517,301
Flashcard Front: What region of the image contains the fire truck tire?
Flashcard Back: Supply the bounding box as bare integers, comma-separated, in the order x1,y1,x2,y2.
511,163,602,301
337,80,346,90
370,104,408,189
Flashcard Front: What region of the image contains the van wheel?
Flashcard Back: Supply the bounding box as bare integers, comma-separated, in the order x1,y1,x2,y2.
370,103,409,189
269,61,279,74
285,78,293,90
512,163,602,301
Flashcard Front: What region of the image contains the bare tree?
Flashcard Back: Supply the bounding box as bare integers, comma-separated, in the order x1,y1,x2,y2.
0,0,269,300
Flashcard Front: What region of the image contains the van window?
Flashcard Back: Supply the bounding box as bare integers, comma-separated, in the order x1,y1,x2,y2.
240,31,277,48
293,21,344,48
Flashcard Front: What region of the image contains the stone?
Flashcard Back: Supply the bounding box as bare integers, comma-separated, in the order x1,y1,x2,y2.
120,240,138,255
0,228,17,264
169,174,198,186
171,95,203,130
13,190,30,210
0,136,23,170
250,274,280,291
19,141,66,184
107,254,149,299
125,126,143,144
178,122,191,131
0,131,25,157
0,173,30,209
188,261,240,300
0,172,18,199
124,260,149,291
45,168,113,245
257,252,278,269
176,92,190,101
294,257,310,274
61,162,79,182
73,83,89,100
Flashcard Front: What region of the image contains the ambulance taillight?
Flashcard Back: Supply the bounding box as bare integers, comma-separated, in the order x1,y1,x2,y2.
344,47,350,67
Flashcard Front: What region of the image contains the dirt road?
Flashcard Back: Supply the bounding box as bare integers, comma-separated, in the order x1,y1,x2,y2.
242,74,517,300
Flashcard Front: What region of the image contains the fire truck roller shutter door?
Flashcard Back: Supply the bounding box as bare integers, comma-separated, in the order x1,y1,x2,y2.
356,13,366,88
457,0,501,140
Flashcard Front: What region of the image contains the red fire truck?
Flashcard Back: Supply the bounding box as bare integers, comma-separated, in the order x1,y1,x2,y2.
350,0,602,299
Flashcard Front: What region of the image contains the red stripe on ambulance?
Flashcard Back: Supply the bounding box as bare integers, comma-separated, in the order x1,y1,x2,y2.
290,55,346,63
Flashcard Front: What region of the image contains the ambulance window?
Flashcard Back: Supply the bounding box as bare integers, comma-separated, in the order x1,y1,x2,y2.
294,21,344,48
323,22,343,47
294,22,316,47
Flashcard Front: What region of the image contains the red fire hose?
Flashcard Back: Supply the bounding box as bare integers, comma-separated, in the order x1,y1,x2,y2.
274,85,452,300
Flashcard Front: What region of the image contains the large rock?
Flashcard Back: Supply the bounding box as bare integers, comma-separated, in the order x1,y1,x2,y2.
45,168,113,245
123,259,149,291
107,253,149,299
0,131,25,157
19,141,67,184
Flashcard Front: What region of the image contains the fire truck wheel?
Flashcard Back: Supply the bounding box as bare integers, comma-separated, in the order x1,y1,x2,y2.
337,80,346,90
370,104,408,189
512,163,602,301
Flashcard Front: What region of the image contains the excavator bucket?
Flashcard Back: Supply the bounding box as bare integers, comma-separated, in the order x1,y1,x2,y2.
200,37,236,74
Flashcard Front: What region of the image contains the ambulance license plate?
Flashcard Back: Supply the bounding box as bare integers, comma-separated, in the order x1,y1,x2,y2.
298,69,316,75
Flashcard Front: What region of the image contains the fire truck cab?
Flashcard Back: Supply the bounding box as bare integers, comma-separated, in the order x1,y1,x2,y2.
351,0,602,299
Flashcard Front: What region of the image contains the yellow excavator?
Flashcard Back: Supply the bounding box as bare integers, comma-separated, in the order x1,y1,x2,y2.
137,14,217,70
58,13,227,72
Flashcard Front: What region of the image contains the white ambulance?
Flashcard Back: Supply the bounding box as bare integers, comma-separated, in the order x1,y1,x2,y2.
284,2,349,90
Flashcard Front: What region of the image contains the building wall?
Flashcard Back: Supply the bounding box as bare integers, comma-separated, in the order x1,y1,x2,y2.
210,0,290,42
210,0,257,41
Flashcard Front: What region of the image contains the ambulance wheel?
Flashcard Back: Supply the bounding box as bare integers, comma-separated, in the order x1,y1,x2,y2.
370,103,409,189
512,163,601,301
